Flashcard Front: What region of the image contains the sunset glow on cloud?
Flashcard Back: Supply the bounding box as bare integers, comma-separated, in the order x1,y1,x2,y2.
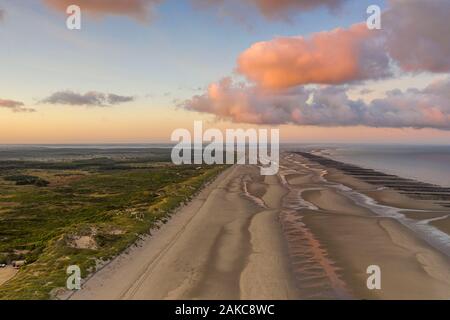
237,0,450,89
183,77,450,129
237,23,388,89
182,0,450,131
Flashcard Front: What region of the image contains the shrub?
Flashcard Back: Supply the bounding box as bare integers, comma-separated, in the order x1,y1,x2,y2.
4,175,49,187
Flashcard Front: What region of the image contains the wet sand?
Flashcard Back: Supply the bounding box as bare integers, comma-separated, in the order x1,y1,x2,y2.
70,165,299,300
69,153,450,300
281,153,450,299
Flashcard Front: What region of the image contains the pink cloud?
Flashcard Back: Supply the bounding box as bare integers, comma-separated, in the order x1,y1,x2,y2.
182,1,450,130
182,77,450,130
237,23,390,89
183,77,307,124
236,0,450,89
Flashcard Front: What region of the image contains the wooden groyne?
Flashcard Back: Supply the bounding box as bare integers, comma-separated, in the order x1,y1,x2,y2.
295,152,450,208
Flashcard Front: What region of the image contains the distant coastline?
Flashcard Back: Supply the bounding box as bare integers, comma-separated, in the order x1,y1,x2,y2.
315,144,450,188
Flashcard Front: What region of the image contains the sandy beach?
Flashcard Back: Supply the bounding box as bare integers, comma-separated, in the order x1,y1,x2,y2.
69,164,299,300
69,152,450,300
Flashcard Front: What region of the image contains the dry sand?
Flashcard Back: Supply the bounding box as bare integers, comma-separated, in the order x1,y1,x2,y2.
68,153,450,300
0,266,18,287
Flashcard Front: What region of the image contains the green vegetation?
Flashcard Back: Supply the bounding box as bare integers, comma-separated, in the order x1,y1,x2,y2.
0,155,226,299
4,175,50,187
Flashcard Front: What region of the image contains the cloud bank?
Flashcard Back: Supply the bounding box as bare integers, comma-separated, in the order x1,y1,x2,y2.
237,0,450,89
43,0,162,21
0,99,35,113
182,77,450,130
41,91,135,106
182,0,450,131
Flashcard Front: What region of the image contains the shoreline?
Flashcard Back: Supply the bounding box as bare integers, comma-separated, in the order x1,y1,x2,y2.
67,152,450,300
299,152,450,254
281,152,450,299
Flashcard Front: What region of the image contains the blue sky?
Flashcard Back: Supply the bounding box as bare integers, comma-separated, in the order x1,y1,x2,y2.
0,0,386,102
2,0,450,144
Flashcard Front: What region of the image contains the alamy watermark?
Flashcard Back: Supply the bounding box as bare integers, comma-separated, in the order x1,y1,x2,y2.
66,265,81,290
367,5,381,30
170,121,279,176
66,5,81,30
366,265,381,290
